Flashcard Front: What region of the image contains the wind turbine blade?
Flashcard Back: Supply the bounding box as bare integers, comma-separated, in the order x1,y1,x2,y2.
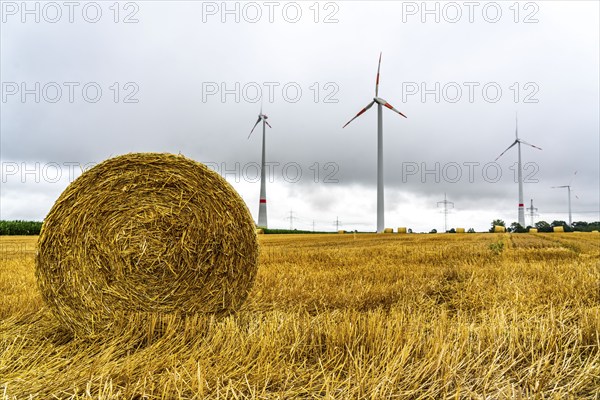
375,52,382,97
568,170,578,185
519,139,542,151
265,120,272,129
494,140,518,161
248,116,262,139
382,101,407,118
342,100,375,128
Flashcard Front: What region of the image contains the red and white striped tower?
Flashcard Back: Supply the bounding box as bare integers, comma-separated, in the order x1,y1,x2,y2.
343,52,407,233
258,116,268,228
249,109,271,228
495,113,541,227
517,128,525,227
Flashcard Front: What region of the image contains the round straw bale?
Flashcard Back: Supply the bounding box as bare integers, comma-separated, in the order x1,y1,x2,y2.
455,228,465,233
397,227,407,234
528,228,538,233
36,153,258,336
553,226,565,233
383,228,394,234
494,225,506,233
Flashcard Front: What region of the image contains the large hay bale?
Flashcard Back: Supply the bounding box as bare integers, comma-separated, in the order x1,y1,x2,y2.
36,153,258,336
553,226,565,233
456,228,465,233
494,225,506,233
383,228,394,233
529,228,538,233
397,227,407,234
338,230,346,234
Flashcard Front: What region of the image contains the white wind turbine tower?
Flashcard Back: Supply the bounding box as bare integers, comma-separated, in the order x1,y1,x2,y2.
495,114,542,227
342,52,407,233
551,171,577,226
248,106,272,228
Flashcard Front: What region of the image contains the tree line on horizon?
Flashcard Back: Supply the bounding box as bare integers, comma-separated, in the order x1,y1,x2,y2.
0,220,598,235
0,220,42,235
490,219,600,233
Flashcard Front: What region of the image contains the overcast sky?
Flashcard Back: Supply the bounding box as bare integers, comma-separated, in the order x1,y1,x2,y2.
1,0,599,232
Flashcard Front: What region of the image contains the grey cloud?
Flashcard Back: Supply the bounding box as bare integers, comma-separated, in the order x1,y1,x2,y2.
1,1,598,228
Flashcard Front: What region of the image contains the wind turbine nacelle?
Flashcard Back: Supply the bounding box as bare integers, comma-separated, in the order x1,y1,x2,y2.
373,97,388,105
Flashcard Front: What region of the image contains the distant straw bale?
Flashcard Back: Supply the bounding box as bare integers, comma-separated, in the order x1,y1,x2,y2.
456,228,465,233
397,227,407,234
36,153,258,336
383,228,394,233
494,225,506,233
553,226,565,233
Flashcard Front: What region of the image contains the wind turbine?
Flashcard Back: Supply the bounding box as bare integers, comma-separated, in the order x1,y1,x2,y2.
551,171,577,226
495,113,541,227
248,106,272,228
342,52,407,233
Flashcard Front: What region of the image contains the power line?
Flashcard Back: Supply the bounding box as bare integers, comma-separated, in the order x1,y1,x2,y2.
540,210,599,214
437,193,454,232
526,198,538,227
285,210,298,230
333,216,341,231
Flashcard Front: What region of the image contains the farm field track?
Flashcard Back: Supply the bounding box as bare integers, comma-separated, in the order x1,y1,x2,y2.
1,233,599,399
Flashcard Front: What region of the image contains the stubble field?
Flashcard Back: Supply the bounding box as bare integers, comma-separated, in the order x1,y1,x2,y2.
1,233,599,399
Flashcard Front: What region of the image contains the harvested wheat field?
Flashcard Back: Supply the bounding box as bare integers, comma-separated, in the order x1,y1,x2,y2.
1,233,599,399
